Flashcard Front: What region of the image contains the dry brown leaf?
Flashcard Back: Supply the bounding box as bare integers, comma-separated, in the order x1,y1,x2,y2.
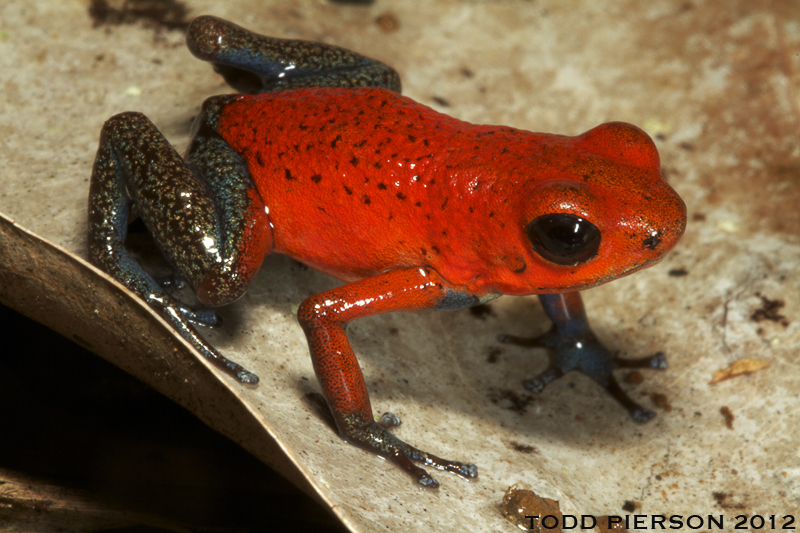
0,467,190,533
710,359,771,385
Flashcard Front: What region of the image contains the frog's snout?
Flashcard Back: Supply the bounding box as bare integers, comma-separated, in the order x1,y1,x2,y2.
641,188,687,256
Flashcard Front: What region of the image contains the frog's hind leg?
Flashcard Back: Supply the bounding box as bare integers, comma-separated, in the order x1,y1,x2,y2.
186,15,401,94
89,110,272,383
499,292,667,423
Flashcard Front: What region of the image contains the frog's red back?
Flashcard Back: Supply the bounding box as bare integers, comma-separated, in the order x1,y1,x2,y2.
217,87,685,296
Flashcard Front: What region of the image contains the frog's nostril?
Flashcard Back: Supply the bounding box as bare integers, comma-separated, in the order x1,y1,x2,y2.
643,232,662,250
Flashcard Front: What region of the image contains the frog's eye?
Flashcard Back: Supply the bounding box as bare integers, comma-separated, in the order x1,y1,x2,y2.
528,214,601,266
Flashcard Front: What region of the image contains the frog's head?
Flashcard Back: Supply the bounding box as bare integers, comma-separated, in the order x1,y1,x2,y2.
517,122,686,292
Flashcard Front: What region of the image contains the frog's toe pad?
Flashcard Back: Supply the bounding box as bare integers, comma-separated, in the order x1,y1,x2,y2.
614,351,667,370
650,352,667,370
522,366,563,394
379,412,402,428
414,461,476,487
237,370,260,384
186,308,222,327
523,378,544,394
456,462,478,479
422,453,478,480
417,474,439,489
632,407,656,424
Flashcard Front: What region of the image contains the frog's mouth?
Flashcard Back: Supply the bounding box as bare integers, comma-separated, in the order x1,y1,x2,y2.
616,253,667,277
543,254,667,294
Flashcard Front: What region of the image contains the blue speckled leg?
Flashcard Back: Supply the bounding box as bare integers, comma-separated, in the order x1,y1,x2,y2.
499,292,667,423
88,110,271,383
185,15,401,94
88,17,403,384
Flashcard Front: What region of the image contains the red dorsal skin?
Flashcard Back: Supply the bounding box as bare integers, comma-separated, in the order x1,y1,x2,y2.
218,86,686,296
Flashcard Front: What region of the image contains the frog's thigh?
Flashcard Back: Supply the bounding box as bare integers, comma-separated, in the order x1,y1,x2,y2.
90,111,272,307
185,102,274,305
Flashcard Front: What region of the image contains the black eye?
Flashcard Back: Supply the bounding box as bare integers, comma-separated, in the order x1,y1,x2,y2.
528,214,601,265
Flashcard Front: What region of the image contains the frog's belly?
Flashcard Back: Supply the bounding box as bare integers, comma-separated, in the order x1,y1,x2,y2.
267,196,429,282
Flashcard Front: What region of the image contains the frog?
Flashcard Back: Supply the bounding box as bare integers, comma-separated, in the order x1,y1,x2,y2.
88,15,687,488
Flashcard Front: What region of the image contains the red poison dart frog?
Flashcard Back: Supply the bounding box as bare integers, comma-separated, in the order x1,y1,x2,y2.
88,16,687,488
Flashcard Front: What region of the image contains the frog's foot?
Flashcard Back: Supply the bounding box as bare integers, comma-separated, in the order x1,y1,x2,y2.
162,298,221,328
339,413,477,488
153,276,222,327
176,304,221,328
308,402,475,487
147,295,258,384
499,327,666,423
185,307,222,328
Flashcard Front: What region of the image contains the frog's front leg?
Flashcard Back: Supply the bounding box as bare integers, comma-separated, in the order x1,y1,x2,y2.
186,15,401,94
500,292,666,423
88,109,272,383
297,267,478,488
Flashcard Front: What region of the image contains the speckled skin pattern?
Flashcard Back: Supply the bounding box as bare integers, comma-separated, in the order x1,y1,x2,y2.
88,16,686,487
185,15,400,94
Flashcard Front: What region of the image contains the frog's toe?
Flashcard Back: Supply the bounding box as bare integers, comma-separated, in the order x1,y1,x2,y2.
598,373,656,423
411,458,477,488
523,366,564,394
651,352,667,370
632,407,656,424
615,351,667,370
159,294,221,327
183,307,222,327
378,411,402,428
152,299,258,384
453,461,478,479
340,415,477,487
217,359,259,384
416,474,439,489
408,444,478,480
237,370,260,384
